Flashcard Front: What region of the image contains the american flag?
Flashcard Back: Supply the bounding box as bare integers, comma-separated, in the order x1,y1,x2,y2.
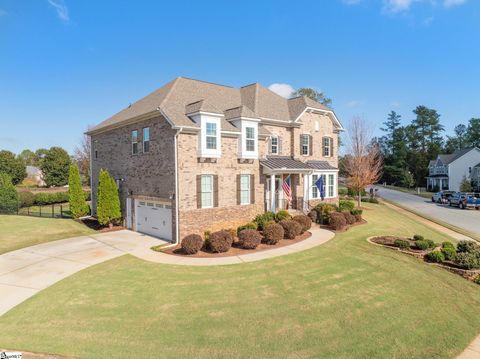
282,175,292,202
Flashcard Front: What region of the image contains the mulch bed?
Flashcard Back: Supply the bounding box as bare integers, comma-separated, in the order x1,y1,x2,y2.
78,217,124,233
162,231,312,258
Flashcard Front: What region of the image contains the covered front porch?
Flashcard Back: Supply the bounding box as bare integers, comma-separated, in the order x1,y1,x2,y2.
427,176,449,191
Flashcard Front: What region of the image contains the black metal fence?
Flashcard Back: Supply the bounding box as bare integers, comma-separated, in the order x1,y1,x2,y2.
16,203,72,219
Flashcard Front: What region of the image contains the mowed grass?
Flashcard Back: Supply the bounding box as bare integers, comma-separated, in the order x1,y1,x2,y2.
0,215,94,254
1,203,479,358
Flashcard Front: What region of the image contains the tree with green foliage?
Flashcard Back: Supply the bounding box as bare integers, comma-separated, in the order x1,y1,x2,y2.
17,149,36,166
460,175,473,192
96,169,121,226
445,124,467,153
466,118,480,148
34,148,49,166
0,150,27,185
68,164,89,218
0,173,19,213
40,147,71,187
292,88,332,107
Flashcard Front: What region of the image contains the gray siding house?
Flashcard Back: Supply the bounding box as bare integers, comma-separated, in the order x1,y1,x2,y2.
88,77,344,243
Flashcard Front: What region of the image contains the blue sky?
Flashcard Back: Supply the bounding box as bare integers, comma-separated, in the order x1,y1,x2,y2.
0,0,479,154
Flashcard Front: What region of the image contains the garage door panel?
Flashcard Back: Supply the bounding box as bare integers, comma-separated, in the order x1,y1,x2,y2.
135,200,172,241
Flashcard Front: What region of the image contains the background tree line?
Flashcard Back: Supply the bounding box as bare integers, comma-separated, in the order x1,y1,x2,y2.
375,106,480,188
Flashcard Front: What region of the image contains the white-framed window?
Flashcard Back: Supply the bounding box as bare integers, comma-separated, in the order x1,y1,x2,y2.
131,130,138,155
201,175,214,208
143,127,150,153
93,140,98,159
246,127,255,152
311,174,319,198
206,122,217,150
323,137,332,157
301,134,310,156
270,136,279,154
328,174,335,197
240,174,251,205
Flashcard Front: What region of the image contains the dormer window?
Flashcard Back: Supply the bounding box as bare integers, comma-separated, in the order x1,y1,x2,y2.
246,127,255,152
206,122,217,150
271,136,279,155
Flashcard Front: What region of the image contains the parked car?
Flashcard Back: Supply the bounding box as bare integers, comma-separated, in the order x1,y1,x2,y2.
431,191,454,204
448,192,480,209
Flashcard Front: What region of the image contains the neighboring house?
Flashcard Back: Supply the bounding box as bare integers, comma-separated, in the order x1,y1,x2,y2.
26,165,46,187
426,147,480,192
472,163,480,191
87,77,344,242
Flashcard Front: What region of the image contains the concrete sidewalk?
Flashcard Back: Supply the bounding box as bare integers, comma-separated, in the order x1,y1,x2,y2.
0,230,167,316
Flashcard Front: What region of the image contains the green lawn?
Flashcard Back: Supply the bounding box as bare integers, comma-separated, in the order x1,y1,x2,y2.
1,203,480,358
0,215,94,254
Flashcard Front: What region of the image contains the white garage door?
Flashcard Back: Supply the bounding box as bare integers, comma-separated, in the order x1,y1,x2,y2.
135,200,172,241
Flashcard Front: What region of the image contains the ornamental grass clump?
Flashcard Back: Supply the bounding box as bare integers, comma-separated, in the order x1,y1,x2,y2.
181,234,204,254
262,223,284,245
238,229,262,249
208,230,233,253
275,210,291,222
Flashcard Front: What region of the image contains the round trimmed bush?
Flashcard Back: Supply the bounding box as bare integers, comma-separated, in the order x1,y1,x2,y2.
292,215,312,233
342,212,356,225
18,191,35,208
237,222,257,235
338,199,355,212
314,203,337,224
442,241,455,250
329,212,347,231
454,252,480,270
208,230,233,253
263,223,284,245
457,241,479,254
238,229,262,249
413,234,424,241
441,247,456,261
425,251,445,263
279,219,302,239
394,239,410,250
415,240,430,251
181,234,203,254
307,210,317,223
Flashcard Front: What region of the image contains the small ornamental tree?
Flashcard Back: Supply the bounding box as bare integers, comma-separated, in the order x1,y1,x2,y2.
68,164,89,218
40,147,71,187
0,172,19,213
460,175,473,192
96,169,121,226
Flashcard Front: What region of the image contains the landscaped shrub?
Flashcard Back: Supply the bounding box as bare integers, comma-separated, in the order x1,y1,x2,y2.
68,164,89,219
238,229,262,249
18,191,35,207
338,188,348,196
254,212,275,230
338,200,355,213
457,241,479,254
415,240,431,251
208,230,233,253
454,252,480,270
275,209,291,222
474,275,480,285
307,210,317,223
342,212,356,225
279,219,302,239
425,251,445,263
292,215,312,233
96,169,122,226
225,228,237,241
204,230,211,242
181,234,203,254
262,223,284,245
314,203,337,224
413,234,424,241
394,239,410,250
442,241,455,250
0,173,18,214
369,198,379,204
351,208,363,222
237,222,257,235
441,247,456,261
34,191,69,205
329,212,347,231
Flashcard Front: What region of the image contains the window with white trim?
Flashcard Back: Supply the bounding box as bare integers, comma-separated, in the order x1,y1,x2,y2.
143,127,150,153
240,175,251,205
323,137,332,157
328,174,335,197
270,136,279,154
201,175,213,208
301,134,310,156
311,174,319,199
246,127,255,152
206,122,217,150
131,130,138,154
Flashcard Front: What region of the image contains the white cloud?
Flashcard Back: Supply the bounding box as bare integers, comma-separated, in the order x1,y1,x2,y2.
342,0,363,5
444,0,466,7
347,100,364,108
268,83,295,99
47,0,69,23
383,0,416,13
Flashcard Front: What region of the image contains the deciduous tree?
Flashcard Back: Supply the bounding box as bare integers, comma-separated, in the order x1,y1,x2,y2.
40,147,71,187
292,88,332,107
0,150,27,185
74,131,91,186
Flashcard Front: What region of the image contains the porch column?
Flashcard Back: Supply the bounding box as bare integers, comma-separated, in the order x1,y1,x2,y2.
303,174,309,211
270,174,276,212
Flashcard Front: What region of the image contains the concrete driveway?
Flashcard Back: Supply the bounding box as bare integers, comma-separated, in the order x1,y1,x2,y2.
374,186,480,236
0,230,168,316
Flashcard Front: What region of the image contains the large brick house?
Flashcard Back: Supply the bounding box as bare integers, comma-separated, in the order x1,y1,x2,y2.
88,77,344,242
